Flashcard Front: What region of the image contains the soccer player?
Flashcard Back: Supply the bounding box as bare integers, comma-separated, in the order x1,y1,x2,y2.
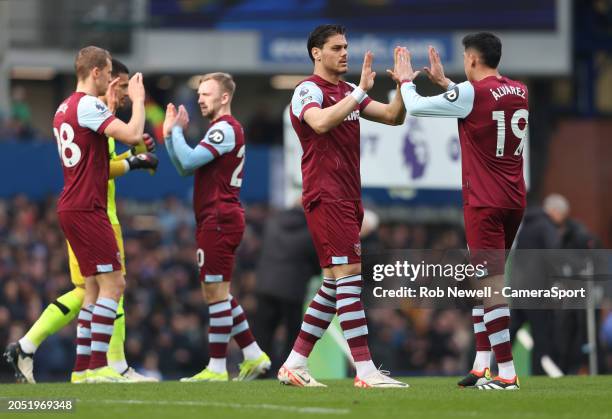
51,46,146,383
277,24,408,388
162,72,270,382
4,58,158,384
395,33,527,390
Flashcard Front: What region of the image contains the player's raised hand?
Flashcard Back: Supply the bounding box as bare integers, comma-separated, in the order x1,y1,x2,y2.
394,47,420,83
386,46,403,84
128,72,145,103
423,46,451,89
176,105,190,130
163,103,178,138
358,51,376,92
105,77,121,114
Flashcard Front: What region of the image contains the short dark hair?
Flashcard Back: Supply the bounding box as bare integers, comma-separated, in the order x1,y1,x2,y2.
307,24,346,62
111,58,129,77
462,32,502,69
74,46,111,81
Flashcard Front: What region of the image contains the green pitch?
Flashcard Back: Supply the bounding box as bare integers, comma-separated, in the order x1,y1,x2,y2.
1,376,611,419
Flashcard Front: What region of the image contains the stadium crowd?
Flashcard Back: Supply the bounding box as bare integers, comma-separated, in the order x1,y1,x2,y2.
0,194,473,381
0,194,610,382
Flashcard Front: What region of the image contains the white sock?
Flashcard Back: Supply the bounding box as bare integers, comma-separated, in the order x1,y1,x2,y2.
18,337,37,354
472,351,491,372
498,360,516,380
110,360,129,375
207,357,227,374
284,350,308,369
355,360,377,378
242,342,263,361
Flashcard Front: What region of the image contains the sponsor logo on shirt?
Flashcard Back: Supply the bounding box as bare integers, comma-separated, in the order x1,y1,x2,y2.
344,110,360,122
354,243,361,256
208,129,225,144
443,87,459,102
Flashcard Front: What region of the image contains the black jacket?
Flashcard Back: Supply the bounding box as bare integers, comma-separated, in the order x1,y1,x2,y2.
516,208,560,250
255,208,320,302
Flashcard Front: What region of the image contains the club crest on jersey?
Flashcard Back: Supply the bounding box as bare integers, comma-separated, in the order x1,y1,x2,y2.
443,87,459,102
95,102,106,111
116,252,121,264
299,87,309,97
301,96,314,105
208,129,225,144
354,243,361,256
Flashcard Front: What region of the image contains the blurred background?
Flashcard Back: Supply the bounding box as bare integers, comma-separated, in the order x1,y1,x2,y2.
0,0,611,382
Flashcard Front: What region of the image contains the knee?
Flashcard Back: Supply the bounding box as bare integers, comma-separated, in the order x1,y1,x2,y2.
331,263,361,279
203,283,229,304
113,276,126,298
98,273,125,301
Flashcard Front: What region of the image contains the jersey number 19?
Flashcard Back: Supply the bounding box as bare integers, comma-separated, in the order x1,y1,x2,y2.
492,109,528,158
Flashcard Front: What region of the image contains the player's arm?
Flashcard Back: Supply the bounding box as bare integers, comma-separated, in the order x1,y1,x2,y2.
109,132,158,179
163,131,192,177
104,73,146,145
298,52,377,134
163,104,211,176
394,47,474,118
360,86,405,125
166,126,214,176
401,80,474,118
163,104,236,176
109,153,158,179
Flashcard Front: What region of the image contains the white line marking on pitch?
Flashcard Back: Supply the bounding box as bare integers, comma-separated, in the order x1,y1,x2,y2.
80,399,350,415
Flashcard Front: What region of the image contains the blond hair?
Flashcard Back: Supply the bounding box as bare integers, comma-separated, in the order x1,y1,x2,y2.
75,46,111,81
200,72,236,98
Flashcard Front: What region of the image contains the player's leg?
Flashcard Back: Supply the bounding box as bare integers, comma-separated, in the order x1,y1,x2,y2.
458,206,495,387
71,277,98,382
61,209,128,383
106,296,127,372
86,269,129,382
4,242,86,384
283,268,336,370
278,201,339,387
106,225,128,374
181,281,232,382
332,202,406,388
457,301,492,387
474,208,523,390
21,286,85,352
229,293,271,381
103,224,157,382
182,230,243,382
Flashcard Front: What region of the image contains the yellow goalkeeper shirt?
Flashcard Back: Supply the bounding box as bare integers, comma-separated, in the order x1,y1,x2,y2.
107,137,120,226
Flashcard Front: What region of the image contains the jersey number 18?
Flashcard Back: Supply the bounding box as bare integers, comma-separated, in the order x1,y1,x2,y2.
53,122,82,168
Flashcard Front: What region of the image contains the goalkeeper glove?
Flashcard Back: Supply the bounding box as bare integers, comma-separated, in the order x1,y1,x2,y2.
131,133,156,155
127,152,159,172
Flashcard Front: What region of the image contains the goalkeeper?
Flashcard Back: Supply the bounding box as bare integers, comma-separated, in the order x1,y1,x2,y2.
4,59,158,383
